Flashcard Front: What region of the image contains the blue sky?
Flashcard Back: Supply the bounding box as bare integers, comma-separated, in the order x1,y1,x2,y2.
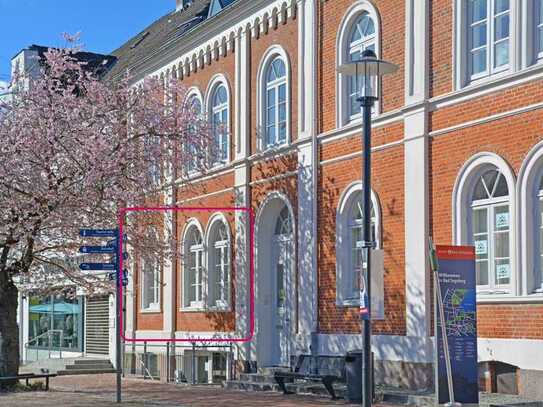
0,0,175,81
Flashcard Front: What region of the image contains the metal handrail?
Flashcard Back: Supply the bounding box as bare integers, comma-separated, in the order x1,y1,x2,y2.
24,330,64,363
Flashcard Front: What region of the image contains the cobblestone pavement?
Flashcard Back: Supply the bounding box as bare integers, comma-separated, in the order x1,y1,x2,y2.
0,374,393,407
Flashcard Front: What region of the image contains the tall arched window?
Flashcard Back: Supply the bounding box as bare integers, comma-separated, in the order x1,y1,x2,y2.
336,183,381,305
275,205,293,236
207,217,231,309
347,12,376,120
210,84,228,164
141,255,160,311
337,3,381,126
185,93,202,173
471,168,511,290
264,57,287,148
183,224,204,309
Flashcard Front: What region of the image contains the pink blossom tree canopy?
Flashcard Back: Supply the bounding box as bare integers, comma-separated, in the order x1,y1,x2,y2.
0,42,212,380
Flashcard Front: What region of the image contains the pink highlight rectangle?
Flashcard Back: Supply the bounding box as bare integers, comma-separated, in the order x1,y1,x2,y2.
118,206,255,343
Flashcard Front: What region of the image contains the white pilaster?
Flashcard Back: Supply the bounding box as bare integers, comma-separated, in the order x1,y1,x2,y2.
234,25,251,360
403,0,431,353
235,27,250,159
405,0,429,104
296,0,318,354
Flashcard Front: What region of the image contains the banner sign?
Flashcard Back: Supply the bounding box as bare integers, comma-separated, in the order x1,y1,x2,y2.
434,245,479,405
359,249,385,320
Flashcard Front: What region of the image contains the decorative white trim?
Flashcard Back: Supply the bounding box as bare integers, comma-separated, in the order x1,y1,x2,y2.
256,45,292,151
452,152,518,296
336,0,382,127
335,181,381,306
518,139,543,295
131,0,297,83
478,337,543,371
317,334,435,364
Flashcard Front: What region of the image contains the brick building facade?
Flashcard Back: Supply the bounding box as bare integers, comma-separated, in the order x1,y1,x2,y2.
114,0,543,396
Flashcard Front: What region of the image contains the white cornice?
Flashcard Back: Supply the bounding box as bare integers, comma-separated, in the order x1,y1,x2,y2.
125,0,297,83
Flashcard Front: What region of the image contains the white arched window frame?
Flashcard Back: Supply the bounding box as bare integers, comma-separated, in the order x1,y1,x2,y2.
140,254,161,312
519,141,543,295
257,46,291,151
184,88,204,175
336,2,381,127
453,153,517,297
205,214,232,310
336,182,382,306
181,220,205,310
205,75,230,166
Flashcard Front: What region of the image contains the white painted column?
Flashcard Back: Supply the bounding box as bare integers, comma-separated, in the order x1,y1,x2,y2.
234,27,251,361
403,0,433,357
296,0,318,355
162,189,176,338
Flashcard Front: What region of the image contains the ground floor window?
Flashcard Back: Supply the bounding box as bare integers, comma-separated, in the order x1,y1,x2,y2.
28,293,83,351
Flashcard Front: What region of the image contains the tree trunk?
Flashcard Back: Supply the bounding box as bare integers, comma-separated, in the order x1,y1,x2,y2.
0,277,19,386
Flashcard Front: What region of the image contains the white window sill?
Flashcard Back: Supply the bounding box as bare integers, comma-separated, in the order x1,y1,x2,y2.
140,307,161,314
208,303,231,313
477,293,543,304
179,305,206,312
336,298,361,308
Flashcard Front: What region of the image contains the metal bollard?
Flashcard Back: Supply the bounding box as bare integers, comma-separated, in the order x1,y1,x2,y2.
192,342,196,385
166,342,170,383
143,341,147,380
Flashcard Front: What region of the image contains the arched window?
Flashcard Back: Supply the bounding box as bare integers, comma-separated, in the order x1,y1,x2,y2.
183,223,204,309
470,168,511,290
207,217,231,309
141,255,160,311
336,183,381,306
337,3,380,126
347,12,376,120
185,93,203,174
210,84,229,164
264,57,287,148
275,205,293,236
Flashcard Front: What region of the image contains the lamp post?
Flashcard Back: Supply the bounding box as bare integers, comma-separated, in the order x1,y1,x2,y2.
338,49,397,407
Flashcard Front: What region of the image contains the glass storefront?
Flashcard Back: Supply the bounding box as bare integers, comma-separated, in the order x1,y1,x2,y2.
28,294,84,351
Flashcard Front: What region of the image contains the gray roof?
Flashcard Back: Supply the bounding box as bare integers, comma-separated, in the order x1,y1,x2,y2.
105,1,213,81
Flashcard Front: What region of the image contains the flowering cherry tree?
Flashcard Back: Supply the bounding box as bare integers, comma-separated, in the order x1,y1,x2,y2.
0,42,212,381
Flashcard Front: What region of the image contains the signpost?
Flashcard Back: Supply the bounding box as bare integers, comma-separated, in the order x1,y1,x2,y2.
430,241,479,406
79,228,123,403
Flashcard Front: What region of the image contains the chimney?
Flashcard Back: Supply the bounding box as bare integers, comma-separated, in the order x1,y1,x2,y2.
176,0,192,11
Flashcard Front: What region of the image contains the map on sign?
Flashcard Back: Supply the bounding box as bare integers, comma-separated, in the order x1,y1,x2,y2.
442,288,476,337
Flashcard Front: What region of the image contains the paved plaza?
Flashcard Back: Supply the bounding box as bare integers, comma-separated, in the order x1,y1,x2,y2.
0,374,391,407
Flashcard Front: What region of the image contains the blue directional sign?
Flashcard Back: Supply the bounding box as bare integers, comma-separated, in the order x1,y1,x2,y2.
80,262,116,271
79,246,116,254
79,229,117,238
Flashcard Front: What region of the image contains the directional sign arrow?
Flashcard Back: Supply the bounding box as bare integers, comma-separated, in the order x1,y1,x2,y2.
79,229,117,238
79,246,116,254
80,263,116,271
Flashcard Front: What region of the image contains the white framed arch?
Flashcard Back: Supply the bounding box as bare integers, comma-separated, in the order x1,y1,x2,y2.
205,212,233,310
335,181,382,306
452,152,518,296
180,218,206,310
256,45,292,151
253,191,297,367
184,86,204,109
205,74,232,165
518,140,543,295
336,0,382,128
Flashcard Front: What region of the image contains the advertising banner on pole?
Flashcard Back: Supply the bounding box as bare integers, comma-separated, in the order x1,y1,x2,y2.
434,245,479,405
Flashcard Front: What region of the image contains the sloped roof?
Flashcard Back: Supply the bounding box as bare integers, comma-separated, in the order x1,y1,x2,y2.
105,0,213,81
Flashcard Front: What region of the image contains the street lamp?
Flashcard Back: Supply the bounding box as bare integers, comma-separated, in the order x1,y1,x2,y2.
337,49,398,407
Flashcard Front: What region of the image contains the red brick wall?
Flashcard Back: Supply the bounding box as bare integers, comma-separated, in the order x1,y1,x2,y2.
429,0,454,97
478,304,543,339
318,142,406,335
